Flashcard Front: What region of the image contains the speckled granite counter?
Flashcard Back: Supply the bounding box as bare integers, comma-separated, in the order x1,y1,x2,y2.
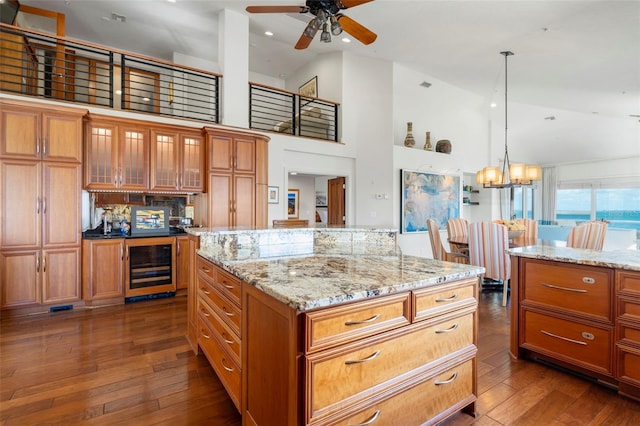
507,245,640,271
188,227,484,311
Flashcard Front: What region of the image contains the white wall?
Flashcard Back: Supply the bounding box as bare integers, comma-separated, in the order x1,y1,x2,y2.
287,175,316,224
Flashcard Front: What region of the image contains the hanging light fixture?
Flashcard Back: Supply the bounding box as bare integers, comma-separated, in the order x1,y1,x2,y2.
476,51,541,188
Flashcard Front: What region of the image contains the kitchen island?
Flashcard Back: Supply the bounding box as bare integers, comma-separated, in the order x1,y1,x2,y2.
186,227,484,425
508,245,640,402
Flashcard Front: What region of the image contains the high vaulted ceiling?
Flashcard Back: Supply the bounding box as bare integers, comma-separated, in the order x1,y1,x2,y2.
14,0,640,166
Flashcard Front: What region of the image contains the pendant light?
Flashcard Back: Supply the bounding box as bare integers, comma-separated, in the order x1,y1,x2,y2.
476,51,541,188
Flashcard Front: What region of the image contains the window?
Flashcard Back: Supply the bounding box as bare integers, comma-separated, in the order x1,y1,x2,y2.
556,188,591,223
512,187,534,219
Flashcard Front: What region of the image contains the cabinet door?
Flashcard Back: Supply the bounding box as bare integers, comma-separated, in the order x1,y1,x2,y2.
150,129,178,191
119,126,149,190
0,159,41,249
0,106,40,159
42,163,81,248
82,239,124,300
85,122,118,189
42,111,83,162
0,250,40,307
180,133,204,192
234,174,256,227
176,235,189,290
234,137,256,174
208,173,233,227
209,135,233,172
42,247,81,303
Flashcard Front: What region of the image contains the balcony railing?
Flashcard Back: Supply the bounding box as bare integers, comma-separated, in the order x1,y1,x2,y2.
249,83,339,142
0,24,220,123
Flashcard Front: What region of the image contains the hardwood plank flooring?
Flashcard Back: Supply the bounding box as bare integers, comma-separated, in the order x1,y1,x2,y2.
1,292,639,425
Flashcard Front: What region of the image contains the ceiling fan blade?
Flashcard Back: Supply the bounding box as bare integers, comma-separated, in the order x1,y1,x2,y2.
295,32,314,50
336,14,377,45
246,5,308,14
339,0,375,9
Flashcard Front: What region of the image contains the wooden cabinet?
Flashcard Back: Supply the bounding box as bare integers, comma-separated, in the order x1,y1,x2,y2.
82,238,125,301
203,128,268,228
186,252,478,425
616,270,640,401
196,255,242,411
1,100,84,310
150,129,204,192
0,101,83,162
84,117,149,191
511,256,640,402
176,235,189,290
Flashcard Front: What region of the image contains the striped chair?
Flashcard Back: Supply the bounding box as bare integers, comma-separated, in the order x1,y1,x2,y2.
446,218,469,255
468,222,511,306
427,219,469,264
566,221,608,250
512,218,538,247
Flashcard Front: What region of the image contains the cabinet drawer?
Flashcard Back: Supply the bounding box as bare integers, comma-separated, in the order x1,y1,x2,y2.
305,293,410,353
306,311,474,422
618,271,640,297
616,345,640,387
522,260,613,323
522,309,613,376
334,359,474,426
198,298,241,364
413,279,477,322
216,268,241,307
618,297,640,324
197,316,241,411
196,256,215,281
618,322,640,347
199,283,241,337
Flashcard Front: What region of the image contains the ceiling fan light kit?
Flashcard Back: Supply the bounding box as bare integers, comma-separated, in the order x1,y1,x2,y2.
246,0,376,49
477,51,542,189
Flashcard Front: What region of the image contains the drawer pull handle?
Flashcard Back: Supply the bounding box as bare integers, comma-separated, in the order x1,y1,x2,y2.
542,283,587,293
222,306,234,317
221,358,235,372
435,294,458,302
345,314,381,326
201,267,210,273
201,309,210,317
201,329,211,339
221,332,234,345
540,329,588,346
435,323,459,334
348,410,381,426
200,287,210,295
435,372,458,385
222,280,234,289
345,350,381,365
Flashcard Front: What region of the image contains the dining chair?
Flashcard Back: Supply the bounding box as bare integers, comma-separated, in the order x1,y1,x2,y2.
446,218,469,255
512,218,538,247
468,222,511,306
427,219,469,264
566,221,608,250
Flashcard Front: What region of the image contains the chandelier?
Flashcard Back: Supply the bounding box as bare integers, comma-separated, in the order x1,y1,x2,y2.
476,51,541,188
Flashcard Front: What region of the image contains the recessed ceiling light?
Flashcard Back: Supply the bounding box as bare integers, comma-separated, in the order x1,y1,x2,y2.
264,31,273,36
490,102,497,108
167,0,176,3
290,172,297,175
341,37,351,43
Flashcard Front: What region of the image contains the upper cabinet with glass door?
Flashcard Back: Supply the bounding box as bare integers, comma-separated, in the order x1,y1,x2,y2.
149,128,204,193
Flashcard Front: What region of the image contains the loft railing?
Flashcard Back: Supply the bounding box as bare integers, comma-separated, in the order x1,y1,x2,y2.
249,82,339,142
0,24,220,123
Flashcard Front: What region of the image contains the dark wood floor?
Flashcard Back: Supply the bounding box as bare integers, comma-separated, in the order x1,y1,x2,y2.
1,292,639,425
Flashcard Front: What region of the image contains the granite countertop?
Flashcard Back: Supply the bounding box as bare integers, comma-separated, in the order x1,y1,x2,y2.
507,245,640,272
197,247,484,311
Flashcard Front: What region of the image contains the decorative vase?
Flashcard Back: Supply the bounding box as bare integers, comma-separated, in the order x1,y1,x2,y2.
436,139,452,154
423,131,432,151
403,122,415,147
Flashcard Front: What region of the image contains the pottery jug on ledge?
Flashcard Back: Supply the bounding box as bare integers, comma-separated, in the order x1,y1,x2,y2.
423,131,432,151
436,139,452,154
403,122,415,147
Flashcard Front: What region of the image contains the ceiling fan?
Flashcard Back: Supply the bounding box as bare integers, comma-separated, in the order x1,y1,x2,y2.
246,0,377,50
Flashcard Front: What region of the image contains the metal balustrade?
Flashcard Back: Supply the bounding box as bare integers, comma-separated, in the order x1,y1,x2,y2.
249,83,339,142
0,24,220,123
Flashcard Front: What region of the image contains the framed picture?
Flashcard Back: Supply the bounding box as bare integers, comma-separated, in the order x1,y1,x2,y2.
287,189,299,218
268,186,279,204
400,169,461,233
299,76,317,98
315,192,327,207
